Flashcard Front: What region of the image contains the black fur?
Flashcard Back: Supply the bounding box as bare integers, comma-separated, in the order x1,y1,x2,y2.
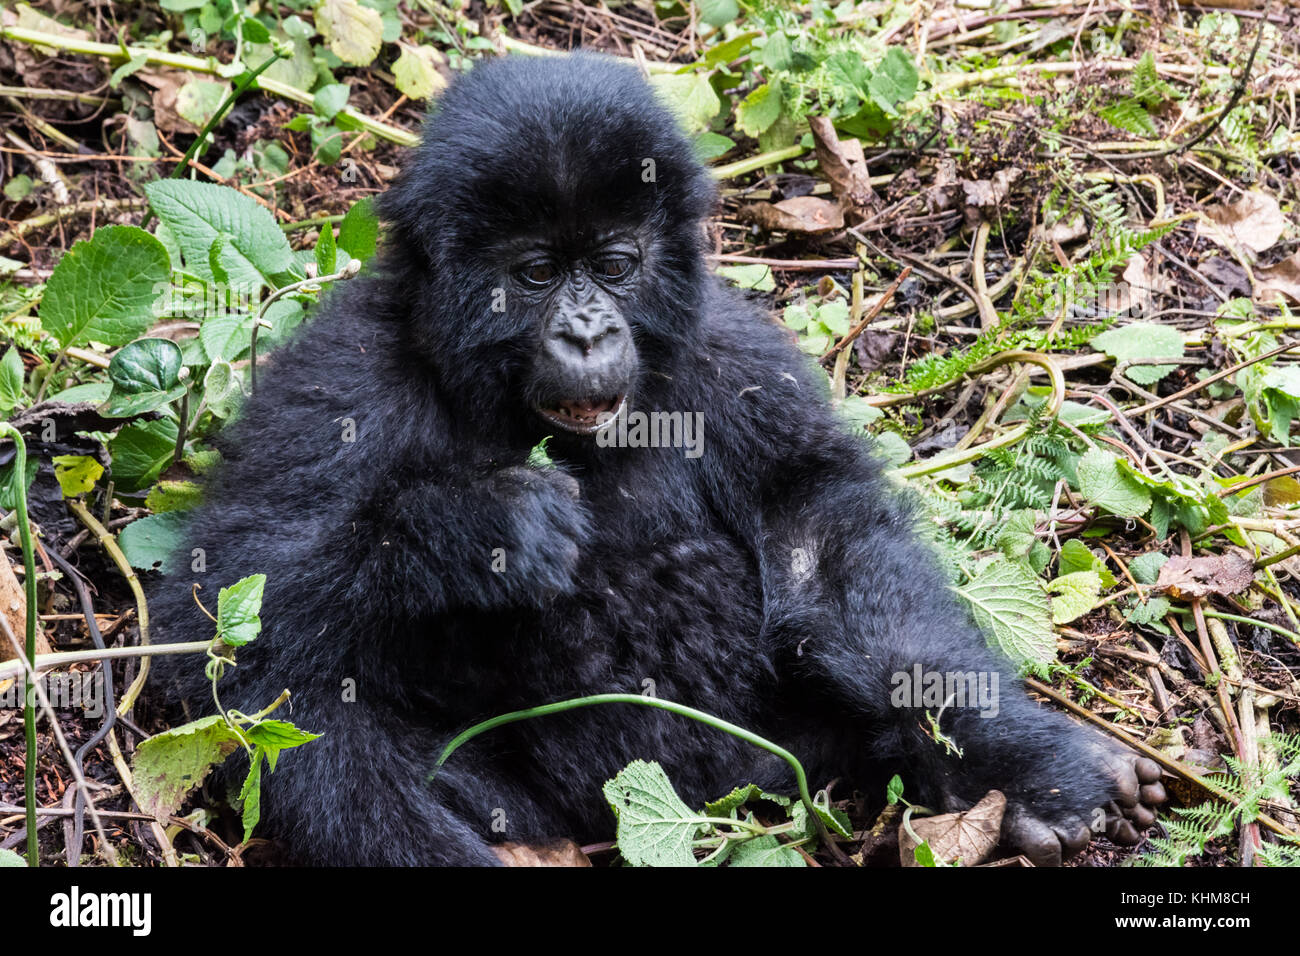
150,53,1142,866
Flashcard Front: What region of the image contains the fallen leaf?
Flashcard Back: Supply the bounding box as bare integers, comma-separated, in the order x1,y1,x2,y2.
491,840,591,867
1255,252,1300,306
1198,191,1286,256
1155,550,1255,599
899,789,1005,866
738,196,844,234
0,553,52,665
809,116,873,213
961,167,1023,211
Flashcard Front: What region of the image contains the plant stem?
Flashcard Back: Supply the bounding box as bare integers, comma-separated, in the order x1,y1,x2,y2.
434,693,820,821
0,424,38,865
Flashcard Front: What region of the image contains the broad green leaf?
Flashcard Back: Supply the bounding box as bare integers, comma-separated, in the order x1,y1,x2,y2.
0,345,23,414
650,72,721,135
51,455,104,497
868,47,919,114
697,0,739,27
728,834,805,867
1047,571,1102,624
144,180,293,290
693,131,736,162
716,263,773,290
245,719,320,770
1075,448,1152,517
176,78,231,130
1129,552,1168,585
118,511,188,573
199,311,255,364
0,849,25,866
315,0,383,66
603,759,703,867
338,198,378,262
955,557,1055,667
1090,323,1184,385
869,430,912,466
102,338,186,417
392,45,445,101
217,573,267,647
315,222,337,278
239,749,265,842
704,784,789,817
108,418,179,493
204,360,244,420
313,82,350,120
1057,539,1117,587
132,715,243,820
40,226,170,349
997,509,1050,573
736,81,783,137
144,480,203,514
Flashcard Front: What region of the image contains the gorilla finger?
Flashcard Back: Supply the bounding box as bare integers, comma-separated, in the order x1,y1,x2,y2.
1107,817,1140,845
1009,815,1065,867
1139,782,1167,807
1056,822,1091,857
1104,753,1140,806
1134,758,1163,784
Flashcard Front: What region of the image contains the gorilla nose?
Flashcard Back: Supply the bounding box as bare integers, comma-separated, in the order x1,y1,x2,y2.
551,313,626,358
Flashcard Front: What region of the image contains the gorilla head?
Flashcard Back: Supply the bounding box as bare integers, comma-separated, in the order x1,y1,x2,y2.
378,53,717,440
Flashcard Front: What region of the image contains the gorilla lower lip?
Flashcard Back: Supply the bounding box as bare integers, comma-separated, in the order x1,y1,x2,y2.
537,395,625,433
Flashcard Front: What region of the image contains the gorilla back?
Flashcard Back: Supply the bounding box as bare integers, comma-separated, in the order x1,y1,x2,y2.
149,52,1163,866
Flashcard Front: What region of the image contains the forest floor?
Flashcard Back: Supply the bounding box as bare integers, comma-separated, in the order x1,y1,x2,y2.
1,0,1300,868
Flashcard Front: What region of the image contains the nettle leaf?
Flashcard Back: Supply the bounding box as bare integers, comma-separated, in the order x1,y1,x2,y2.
313,82,350,120
144,480,202,514
102,338,186,417
650,72,721,135
603,759,704,866
315,221,337,278
41,225,170,349
1129,552,1168,585
217,573,267,647
132,715,244,821
728,834,805,867
1047,571,1102,624
1090,323,1184,385
736,81,783,137
868,47,918,115
176,78,231,130
693,131,735,162
315,0,383,66
245,719,321,770
144,180,293,290
997,509,1051,573
109,418,178,493
1075,448,1152,518
338,198,378,263
1058,538,1117,588
51,454,104,497
955,557,1055,667
118,511,188,573
0,849,25,867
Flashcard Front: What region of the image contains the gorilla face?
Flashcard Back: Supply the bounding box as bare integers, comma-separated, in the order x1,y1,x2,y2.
512,234,640,436
377,52,716,441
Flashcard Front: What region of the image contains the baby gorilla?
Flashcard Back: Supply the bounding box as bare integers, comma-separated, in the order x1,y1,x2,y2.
150,52,1164,866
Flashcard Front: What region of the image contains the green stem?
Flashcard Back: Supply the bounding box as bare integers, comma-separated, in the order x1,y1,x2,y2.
0,424,38,866
434,693,819,821
170,49,284,181
1193,609,1300,647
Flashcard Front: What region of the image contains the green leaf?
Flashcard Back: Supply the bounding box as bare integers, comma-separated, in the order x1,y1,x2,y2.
886,774,905,805
1058,538,1117,587
51,454,104,497
838,393,884,430
603,759,703,867
392,44,444,101
955,557,1055,667
650,72,721,135
997,509,1050,574
204,360,244,420
108,53,149,88
526,436,553,469
716,263,774,291
132,715,244,821
109,418,178,493
0,457,37,511
144,480,203,514
217,573,267,647
703,784,789,817
40,226,170,349
1129,552,1168,585
315,221,337,278
692,131,736,162
0,345,23,415
757,31,792,71
144,180,293,289
728,834,805,867
0,849,25,866
176,78,231,130
736,81,783,137
1100,98,1157,138
102,338,186,417
241,17,271,44
338,197,378,262
239,749,264,842
697,0,739,27
868,47,918,114
1090,323,1184,385
1047,570,1102,624
1125,595,1171,631
117,511,188,573
1075,447,1152,517
244,719,320,769
312,82,350,120
315,0,383,66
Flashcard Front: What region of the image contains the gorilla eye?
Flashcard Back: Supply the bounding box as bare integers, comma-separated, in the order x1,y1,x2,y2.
519,262,558,287
596,256,634,281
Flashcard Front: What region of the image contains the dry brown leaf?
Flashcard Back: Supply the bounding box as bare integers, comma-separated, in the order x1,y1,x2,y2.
808,116,873,213
1155,550,1255,599
738,196,844,234
899,789,1005,866
1198,191,1286,256
1255,253,1300,306
960,168,1022,211
0,552,52,666
137,70,207,135
491,839,591,867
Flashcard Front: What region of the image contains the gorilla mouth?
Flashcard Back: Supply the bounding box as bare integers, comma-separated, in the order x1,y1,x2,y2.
535,394,626,434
